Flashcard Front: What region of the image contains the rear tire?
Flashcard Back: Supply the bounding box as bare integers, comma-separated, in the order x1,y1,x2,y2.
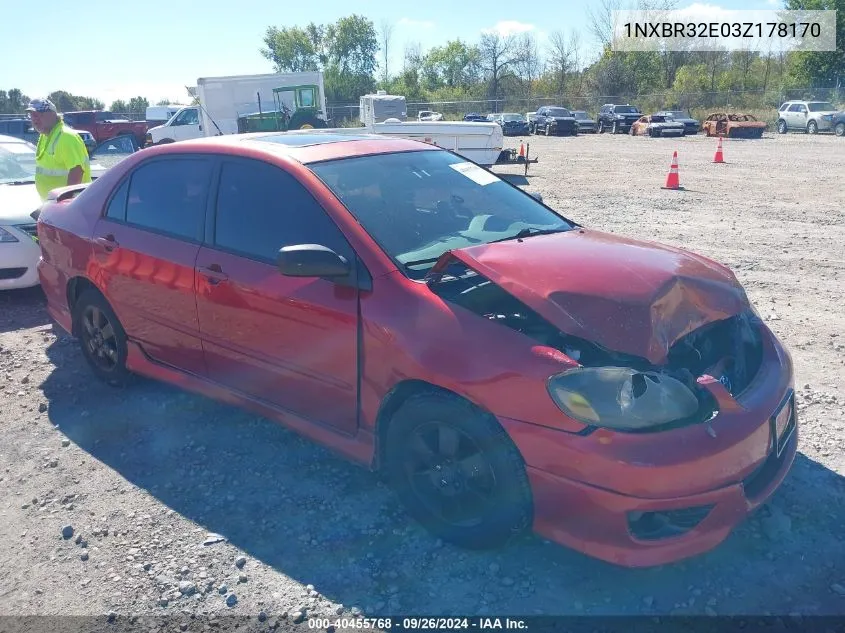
384,392,533,549
72,289,135,388
807,120,818,134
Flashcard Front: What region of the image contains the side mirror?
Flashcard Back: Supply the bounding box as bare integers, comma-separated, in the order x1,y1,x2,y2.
277,244,351,278
529,192,543,202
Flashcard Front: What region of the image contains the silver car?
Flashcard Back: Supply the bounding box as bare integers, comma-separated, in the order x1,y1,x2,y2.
776,100,839,134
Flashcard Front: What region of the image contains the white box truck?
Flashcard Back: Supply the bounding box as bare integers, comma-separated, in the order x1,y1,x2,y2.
196,71,327,136
145,72,328,145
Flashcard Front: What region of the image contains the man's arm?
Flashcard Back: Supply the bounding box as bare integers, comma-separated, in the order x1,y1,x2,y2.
57,133,90,187
67,166,84,186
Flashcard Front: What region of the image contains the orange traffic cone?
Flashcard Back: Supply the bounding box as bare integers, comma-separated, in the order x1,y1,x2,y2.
519,142,525,158
713,136,725,163
661,151,684,190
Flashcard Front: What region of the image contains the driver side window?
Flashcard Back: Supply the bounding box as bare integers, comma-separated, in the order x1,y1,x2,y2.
212,158,353,265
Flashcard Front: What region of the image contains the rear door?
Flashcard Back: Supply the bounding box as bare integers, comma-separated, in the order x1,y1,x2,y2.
194,156,361,434
90,155,214,373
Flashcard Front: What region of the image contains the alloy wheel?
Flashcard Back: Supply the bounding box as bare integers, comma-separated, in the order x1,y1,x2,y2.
403,420,498,528
81,305,119,372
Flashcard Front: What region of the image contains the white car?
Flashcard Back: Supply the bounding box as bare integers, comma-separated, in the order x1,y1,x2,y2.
417,110,444,121
0,134,116,290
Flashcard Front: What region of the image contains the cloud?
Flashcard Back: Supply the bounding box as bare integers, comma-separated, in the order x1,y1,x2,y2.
482,21,536,37
397,17,436,29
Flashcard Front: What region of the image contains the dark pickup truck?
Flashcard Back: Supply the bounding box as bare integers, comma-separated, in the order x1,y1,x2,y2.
529,106,578,136
60,111,149,146
597,104,642,134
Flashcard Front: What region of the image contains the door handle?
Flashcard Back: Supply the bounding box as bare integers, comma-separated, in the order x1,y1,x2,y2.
198,264,228,284
94,235,119,251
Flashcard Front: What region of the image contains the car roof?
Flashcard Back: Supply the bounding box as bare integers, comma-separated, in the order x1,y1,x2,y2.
145,131,439,165
0,133,32,144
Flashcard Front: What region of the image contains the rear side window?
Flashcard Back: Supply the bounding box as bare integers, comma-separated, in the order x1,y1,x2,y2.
124,158,212,241
105,179,129,221
213,158,352,264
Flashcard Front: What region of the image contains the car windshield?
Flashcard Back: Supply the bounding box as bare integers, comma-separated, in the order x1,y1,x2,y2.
651,115,666,122
572,111,589,119
614,106,639,113
808,102,835,112
0,140,37,185
665,111,687,118
502,114,522,121
547,108,571,117
310,150,575,279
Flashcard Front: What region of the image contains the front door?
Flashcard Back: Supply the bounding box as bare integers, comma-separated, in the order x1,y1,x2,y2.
90,155,214,373
171,107,201,141
195,157,360,434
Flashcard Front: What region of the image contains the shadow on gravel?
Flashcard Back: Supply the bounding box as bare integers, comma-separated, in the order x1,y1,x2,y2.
36,332,845,617
0,286,49,333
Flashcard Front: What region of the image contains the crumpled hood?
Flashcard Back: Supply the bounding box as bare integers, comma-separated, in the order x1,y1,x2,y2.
0,182,41,224
437,228,749,364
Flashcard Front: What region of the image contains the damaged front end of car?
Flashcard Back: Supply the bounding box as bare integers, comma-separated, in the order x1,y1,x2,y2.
425,255,765,435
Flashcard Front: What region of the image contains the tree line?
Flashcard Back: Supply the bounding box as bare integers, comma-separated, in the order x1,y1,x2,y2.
0,90,182,116
262,0,843,112
4,0,842,119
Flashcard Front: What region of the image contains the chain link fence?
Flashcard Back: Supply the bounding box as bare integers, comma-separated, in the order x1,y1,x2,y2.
327,87,845,126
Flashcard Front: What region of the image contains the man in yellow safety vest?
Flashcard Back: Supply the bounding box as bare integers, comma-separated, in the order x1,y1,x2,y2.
26,98,91,201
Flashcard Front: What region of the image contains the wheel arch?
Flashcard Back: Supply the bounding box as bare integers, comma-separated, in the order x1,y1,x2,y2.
66,276,105,335
371,379,522,473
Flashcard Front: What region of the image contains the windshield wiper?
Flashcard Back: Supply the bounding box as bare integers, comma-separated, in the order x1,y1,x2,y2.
2,180,36,186
488,227,570,244
403,256,442,268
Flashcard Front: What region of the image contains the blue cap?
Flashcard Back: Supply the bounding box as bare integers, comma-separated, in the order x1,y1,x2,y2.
26,98,57,113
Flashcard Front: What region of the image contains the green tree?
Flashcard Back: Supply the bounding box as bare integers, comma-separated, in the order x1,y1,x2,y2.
784,0,845,86
128,96,150,117
261,25,320,72
156,98,174,106
110,99,128,112
0,89,30,114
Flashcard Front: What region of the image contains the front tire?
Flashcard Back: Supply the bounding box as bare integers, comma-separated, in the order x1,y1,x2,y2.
72,289,134,387
777,119,788,134
807,120,818,134
835,122,845,137
612,121,618,134
384,392,533,549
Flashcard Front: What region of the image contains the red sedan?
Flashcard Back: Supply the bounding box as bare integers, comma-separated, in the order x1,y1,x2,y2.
34,132,797,567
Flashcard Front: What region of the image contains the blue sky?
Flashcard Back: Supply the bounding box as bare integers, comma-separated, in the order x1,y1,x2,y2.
2,0,781,107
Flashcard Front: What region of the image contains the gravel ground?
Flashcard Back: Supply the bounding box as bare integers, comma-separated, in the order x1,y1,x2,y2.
1,130,844,626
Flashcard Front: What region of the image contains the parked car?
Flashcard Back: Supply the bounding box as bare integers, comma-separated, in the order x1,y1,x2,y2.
0,133,125,290
0,118,97,153
35,131,797,567
418,110,444,121
776,100,839,134
832,111,845,137
629,114,686,137
61,110,148,146
655,110,699,135
463,113,487,122
571,111,596,133
530,106,578,136
597,104,642,134
496,112,530,136
701,113,767,138
0,118,38,144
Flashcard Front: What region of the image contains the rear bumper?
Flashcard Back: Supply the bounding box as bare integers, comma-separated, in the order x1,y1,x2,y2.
37,258,73,333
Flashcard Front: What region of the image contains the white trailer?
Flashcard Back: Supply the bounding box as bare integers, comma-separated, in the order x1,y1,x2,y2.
196,71,327,137
359,91,407,126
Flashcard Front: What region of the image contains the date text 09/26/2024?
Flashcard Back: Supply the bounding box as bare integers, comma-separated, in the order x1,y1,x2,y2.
308,618,527,630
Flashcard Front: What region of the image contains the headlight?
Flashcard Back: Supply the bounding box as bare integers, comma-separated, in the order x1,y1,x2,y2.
547,366,700,430
0,227,20,243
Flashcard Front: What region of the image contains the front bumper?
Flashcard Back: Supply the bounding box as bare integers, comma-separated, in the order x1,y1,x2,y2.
0,225,41,290
499,325,796,567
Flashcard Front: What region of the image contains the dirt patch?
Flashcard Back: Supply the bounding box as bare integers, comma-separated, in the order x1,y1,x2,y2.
1,130,844,621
